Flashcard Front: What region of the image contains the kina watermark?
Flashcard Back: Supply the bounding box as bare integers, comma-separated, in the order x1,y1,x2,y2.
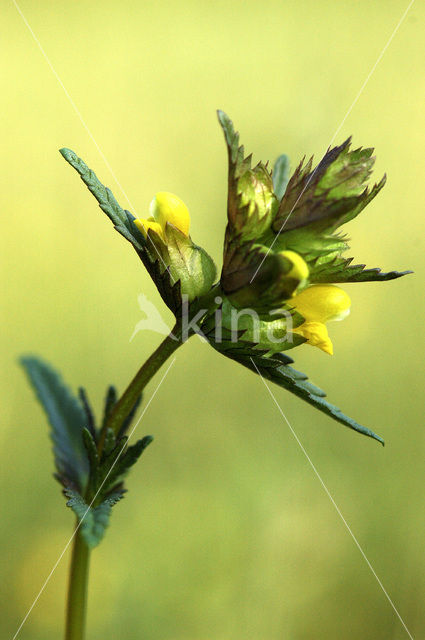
131,293,295,345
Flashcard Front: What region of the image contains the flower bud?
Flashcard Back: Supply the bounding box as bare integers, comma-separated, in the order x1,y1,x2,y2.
134,217,164,240
279,250,309,286
224,249,308,315
134,192,190,240
150,192,190,236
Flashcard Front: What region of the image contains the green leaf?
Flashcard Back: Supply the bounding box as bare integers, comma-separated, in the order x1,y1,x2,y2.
100,435,154,495
78,388,96,440
204,336,384,444
60,148,217,314
245,353,383,444
101,385,118,431
82,409,153,506
214,296,305,352
65,488,125,549
20,356,89,490
102,428,117,457
82,428,100,495
216,109,245,171
217,112,311,312
309,255,413,283
59,148,142,248
317,145,374,199
139,252,184,313
217,110,277,242
273,154,290,200
272,139,385,234
60,149,182,312
117,393,143,438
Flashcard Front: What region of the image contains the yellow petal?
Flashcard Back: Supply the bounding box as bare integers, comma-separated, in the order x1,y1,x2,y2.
150,192,190,236
280,250,309,284
134,217,164,240
291,284,351,323
293,321,334,355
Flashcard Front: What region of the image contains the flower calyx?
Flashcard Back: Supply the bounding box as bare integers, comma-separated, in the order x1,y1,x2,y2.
134,192,216,303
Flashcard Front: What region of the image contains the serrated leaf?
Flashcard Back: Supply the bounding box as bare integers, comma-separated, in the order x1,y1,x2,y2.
100,435,154,495
20,356,89,491
309,255,413,283
273,154,290,200
139,252,183,313
246,353,383,444
78,388,96,440
217,109,244,172
204,336,383,444
59,148,139,243
60,149,187,314
102,428,117,457
217,111,277,241
117,393,143,438
82,428,99,495
215,296,305,353
273,140,385,234
101,385,118,430
65,488,125,549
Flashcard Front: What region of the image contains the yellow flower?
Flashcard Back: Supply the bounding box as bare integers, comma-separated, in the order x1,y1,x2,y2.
291,284,351,355
280,250,309,287
134,192,190,240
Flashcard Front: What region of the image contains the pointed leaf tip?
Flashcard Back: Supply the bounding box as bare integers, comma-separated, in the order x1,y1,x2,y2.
203,339,385,445
65,488,125,548
273,154,291,200
20,355,89,490
141,435,154,448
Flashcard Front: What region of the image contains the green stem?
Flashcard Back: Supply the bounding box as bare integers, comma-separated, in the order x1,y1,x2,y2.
65,527,90,640
65,325,184,638
98,324,183,449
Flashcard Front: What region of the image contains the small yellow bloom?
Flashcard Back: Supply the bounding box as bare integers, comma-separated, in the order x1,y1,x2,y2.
291,284,351,355
152,192,190,235
134,217,164,239
134,191,190,240
293,321,334,355
280,250,309,286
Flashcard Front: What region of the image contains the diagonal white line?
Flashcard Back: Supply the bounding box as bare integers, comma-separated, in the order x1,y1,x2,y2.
11,0,136,213
249,0,415,285
12,0,174,280
11,358,176,640
249,357,414,640
328,0,415,148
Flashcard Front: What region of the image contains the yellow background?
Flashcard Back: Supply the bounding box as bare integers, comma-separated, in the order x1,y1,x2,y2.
1,1,424,638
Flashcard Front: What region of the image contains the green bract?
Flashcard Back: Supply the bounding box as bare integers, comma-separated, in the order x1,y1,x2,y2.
144,222,217,302
202,296,305,354
21,357,152,548
217,110,410,315
56,113,411,447
59,148,216,308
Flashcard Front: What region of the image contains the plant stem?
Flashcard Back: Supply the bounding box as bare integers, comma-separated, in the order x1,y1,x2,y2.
98,324,183,449
65,325,183,638
65,527,90,640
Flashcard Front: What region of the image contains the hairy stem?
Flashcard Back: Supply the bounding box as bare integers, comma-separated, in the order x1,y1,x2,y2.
98,324,183,450
65,527,90,640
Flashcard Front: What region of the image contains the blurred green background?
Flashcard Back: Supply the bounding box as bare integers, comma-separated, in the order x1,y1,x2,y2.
1,1,424,638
